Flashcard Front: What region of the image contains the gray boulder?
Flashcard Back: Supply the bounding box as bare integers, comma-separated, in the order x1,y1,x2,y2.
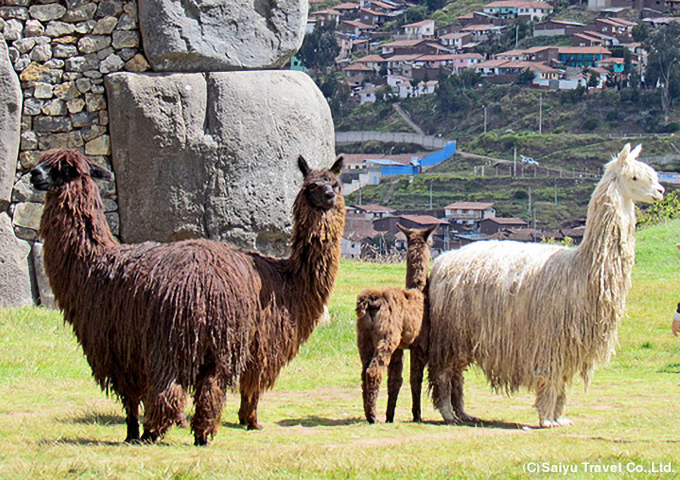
0,212,34,309
138,0,308,72
32,242,57,309
105,70,335,255
0,38,22,211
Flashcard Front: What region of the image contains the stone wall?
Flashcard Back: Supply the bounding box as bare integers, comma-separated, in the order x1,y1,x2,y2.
0,0,334,308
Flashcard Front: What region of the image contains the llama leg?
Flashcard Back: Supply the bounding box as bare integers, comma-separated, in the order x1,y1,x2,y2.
192,365,225,446
238,389,262,431
450,368,479,423
430,367,460,425
534,379,559,428
123,398,140,443
553,383,572,426
141,382,187,443
409,345,427,423
385,348,404,423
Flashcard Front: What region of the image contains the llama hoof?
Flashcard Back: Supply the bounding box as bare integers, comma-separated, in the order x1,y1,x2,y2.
458,413,481,425
556,417,573,427
443,416,462,426
246,422,263,431
124,436,142,445
539,419,558,428
194,436,210,446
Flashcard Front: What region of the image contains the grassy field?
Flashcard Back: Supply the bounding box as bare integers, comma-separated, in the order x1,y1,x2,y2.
1,220,679,479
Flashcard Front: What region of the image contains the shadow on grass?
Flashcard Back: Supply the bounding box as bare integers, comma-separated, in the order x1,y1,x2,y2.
38,437,122,447
60,411,125,426
276,416,365,428
419,418,529,430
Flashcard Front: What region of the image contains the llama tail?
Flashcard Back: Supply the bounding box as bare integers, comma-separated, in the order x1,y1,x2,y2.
356,291,387,322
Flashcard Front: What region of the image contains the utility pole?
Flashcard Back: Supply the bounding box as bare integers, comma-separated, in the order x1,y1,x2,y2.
429,180,433,210
554,178,557,206
513,146,517,177
482,105,487,133
539,92,543,135
527,186,532,219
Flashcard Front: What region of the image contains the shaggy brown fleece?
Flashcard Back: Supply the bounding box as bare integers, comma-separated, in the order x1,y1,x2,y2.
31,149,345,445
356,224,435,423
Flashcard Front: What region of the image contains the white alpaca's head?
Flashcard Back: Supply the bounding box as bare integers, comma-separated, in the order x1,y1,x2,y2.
606,144,664,204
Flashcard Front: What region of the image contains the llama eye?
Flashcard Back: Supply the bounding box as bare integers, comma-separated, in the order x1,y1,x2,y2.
632,176,637,181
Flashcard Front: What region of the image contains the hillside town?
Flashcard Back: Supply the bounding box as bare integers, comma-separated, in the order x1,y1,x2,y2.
304,0,679,103
301,0,679,259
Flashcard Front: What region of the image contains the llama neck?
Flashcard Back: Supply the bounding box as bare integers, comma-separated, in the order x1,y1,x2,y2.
287,195,345,333
405,247,430,291
40,179,117,261
577,176,636,309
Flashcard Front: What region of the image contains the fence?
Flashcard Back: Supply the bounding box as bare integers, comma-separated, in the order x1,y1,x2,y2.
335,131,451,150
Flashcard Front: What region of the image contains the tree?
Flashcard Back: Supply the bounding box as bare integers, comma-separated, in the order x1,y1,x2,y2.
297,22,340,72
645,21,680,124
515,67,535,86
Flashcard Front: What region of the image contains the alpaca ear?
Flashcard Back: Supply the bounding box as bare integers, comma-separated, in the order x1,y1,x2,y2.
396,223,408,235
90,164,113,182
330,156,344,175
616,143,632,165
298,155,310,177
629,144,642,161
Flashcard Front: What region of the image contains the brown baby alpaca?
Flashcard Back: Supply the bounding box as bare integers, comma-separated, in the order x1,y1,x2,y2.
356,224,436,423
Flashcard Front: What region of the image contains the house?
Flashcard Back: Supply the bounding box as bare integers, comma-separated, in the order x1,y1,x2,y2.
354,54,387,73
364,0,399,14
341,227,380,259
533,19,586,36
439,32,473,50
310,9,341,27
457,11,503,27
334,2,361,18
557,46,611,67
460,24,505,42
379,39,445,56
359,8,391,26
374,216,450,249
479,217,527,234
452,53,485,72
343,62,375,81
436,23,460,37
402,19,435,39
444,202,495,224
573,32,607,46
340,19,376,37
594,17,636,42
345,204,395,230
482,0,554,21
385,53,422,76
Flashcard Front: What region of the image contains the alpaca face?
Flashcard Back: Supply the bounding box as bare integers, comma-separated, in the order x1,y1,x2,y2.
30,149,113,192
614,144,664,204
298,155,344,211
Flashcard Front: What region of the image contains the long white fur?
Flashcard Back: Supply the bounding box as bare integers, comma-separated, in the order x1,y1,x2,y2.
427,144,665,427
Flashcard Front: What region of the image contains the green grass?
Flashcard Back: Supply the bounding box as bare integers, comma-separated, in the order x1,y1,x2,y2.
1,221,679,478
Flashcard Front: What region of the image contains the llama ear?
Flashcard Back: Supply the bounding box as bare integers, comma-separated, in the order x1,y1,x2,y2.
90,164,113,182
616,143,632,165
396,223,408,235
424,224,438,238
298,155,311,177
629,144,642,161
330,155,344,175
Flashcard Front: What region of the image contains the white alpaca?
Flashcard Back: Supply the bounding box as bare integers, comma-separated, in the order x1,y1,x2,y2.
427,144,664,428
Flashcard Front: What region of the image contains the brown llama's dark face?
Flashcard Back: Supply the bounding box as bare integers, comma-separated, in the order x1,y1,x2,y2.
298,155,344,211
30,149,112,192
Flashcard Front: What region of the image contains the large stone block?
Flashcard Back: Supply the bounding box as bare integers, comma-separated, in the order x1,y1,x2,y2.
0,212,34,309
0,37,21,211
138,0,308,72
105,70,335,255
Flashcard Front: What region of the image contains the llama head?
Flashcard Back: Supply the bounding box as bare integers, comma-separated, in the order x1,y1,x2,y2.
608,143,664,204
396,223,437,252
297,155,344,211
30,149,113,192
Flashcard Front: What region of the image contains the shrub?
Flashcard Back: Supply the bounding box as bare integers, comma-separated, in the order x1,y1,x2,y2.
582,117,598,131
638,191,680,226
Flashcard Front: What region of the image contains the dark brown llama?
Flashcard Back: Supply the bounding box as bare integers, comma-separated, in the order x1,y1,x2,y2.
356,223,436,423
31,149,345,445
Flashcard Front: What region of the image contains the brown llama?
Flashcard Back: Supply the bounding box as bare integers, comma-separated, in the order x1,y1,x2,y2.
356,223,436,424
31,149,345,445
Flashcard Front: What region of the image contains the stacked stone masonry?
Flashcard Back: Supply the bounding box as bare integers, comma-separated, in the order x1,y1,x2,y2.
2,0,148,245
0,0,331,309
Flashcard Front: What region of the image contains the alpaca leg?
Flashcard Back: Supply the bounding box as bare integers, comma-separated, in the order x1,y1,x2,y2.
141,382,187,443
358,331,378,424
363,341,398,424
553,383,572,426
385,348,404,423
534,379,559,428
409,345,427,423
450,368,479,423
192,366,225,446
123,398,140,443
